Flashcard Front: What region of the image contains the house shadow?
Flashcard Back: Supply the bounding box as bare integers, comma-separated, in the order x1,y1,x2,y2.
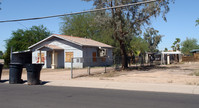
24,80,50,85
0,80,9,83
19,80,27,84
0,79,50,85
40,81,50,85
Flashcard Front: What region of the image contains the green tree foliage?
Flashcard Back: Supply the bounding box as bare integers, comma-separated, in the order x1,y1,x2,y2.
4,25,52,66
164,48,168,52
61,13,96,38
171,38,181,51
82,0,173,69
196,18,199,26
181,38,199,56
144,28,163,52
60,13,115,46
130,36,149,56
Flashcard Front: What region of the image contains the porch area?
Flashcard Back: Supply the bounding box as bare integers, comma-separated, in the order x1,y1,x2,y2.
37,45,64,69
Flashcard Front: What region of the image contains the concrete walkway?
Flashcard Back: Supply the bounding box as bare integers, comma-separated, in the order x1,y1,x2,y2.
43,80,199,95
2,79,199,94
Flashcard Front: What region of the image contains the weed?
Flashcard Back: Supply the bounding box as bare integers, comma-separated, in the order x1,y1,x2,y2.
167,80,173,83
193,70,199,76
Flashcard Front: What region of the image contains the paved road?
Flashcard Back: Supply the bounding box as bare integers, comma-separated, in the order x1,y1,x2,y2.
0,84,199,108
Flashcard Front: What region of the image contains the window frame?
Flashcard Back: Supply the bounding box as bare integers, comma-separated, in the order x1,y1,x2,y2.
65,52,74,62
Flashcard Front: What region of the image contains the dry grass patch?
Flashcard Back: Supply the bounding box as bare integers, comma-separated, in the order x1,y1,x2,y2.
190,69,199,76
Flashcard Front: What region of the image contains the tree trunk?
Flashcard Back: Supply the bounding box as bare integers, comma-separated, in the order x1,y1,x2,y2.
120,41,128,69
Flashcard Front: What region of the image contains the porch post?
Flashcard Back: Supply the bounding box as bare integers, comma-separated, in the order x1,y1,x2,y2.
39,50,42,63
161,53,163,65
162,54,165,65
145,53,148,64
167,54,170,65
51,50,55,69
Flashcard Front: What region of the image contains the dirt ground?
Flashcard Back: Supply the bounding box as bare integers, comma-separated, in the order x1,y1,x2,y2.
1,62,199,85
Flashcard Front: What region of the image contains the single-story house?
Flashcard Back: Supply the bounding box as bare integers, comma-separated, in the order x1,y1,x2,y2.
190,49,199,59
28,34,113,69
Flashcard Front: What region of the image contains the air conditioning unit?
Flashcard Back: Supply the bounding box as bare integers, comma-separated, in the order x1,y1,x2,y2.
98,48,107,57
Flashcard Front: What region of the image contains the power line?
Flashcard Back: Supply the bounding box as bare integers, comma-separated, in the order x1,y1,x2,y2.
0,0,156,23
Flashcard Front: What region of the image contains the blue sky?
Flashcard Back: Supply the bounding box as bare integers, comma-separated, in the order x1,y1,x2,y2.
0,0,198,52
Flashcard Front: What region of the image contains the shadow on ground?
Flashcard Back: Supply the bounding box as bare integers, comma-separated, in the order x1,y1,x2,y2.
41,81,50,85
0,80,9,83
126,65,181,71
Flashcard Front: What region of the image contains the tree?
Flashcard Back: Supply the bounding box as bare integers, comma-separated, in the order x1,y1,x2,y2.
4,25,52,66
60,13,115,46
196,18,199,26
144,27,163,52
130,36,149,56
83,0,173,69
181,38,199,56
164,48,168,52
61,13,96,38
171,38,181,51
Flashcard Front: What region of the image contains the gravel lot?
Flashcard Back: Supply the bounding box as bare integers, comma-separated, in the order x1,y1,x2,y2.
1,62,199,85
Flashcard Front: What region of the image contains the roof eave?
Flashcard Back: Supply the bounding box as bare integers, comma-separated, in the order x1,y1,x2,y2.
28,35,84,49
53,34,83,47
82,45,114,49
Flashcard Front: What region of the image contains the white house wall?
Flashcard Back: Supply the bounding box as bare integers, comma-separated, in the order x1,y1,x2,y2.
82,47,113,67
31,37,83,68
47,39,83,68
65,49,83,68
32,51,47,68
106,48,113,65
83,47,97,67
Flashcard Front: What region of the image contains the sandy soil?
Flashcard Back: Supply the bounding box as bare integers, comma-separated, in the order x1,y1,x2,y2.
1,62,199,85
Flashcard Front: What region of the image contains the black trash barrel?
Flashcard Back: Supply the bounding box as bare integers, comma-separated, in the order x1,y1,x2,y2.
26,64,43,85
0,64,3,81
9,63,23,84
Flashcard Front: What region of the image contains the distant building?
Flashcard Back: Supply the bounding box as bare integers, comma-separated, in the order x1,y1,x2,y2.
190,49,199,59
145,51,182,65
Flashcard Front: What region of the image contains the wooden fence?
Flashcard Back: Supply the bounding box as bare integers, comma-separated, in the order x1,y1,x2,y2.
182,56,199,62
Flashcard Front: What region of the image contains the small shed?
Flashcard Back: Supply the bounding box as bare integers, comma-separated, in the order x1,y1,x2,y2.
11,50,32,67
190,49,199,59
160,51,182,65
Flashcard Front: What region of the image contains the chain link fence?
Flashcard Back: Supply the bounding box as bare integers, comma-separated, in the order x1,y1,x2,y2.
70,57,114,78
70,55,159,78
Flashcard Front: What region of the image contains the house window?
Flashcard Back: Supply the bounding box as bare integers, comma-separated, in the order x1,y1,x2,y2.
65,52,73,62
93,52,97,62
37,53,45,63
101,57,106,62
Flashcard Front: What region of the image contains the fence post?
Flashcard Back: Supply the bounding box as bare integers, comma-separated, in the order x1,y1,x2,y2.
104,59,107,73
88,66,90,75
71,58,73,79
105,65,107,73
